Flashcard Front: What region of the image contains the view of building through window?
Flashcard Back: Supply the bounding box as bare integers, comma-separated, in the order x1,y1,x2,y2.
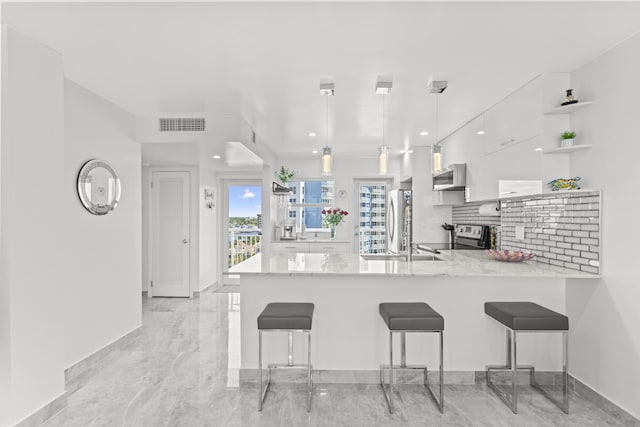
287,180,334,230
358,182,387,254
228,184,262,267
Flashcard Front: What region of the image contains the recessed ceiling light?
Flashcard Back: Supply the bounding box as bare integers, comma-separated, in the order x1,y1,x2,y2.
419,131,429,136
534,147,543,152
477,130,485,135
308,132,316,137
212,155,221,159
311,150,319,154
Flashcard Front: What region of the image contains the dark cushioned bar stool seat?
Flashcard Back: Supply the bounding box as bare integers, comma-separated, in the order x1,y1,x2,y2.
485,302,569,331
258,302,314,330
484,301,569,415
257,303,314,412
380,302,445,331
379,302,444,414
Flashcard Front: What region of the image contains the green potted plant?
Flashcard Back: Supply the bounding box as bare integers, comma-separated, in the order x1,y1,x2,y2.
276,166,295,186
561,131,576,147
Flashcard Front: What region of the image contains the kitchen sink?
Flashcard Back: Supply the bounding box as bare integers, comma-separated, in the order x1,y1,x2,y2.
360,253,443,261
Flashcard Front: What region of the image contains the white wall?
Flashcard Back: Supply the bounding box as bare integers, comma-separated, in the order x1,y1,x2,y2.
410,146,453,244
63,79,142,369
0,27,66,426
567,32,640,419
199,168,218,291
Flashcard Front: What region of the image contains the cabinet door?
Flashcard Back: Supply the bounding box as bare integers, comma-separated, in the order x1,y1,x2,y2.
271,242,309,253
308,242,349,253
484,78,542,155
432,190,465,206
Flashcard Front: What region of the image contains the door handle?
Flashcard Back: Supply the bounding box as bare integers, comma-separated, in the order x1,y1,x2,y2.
182,239,188,244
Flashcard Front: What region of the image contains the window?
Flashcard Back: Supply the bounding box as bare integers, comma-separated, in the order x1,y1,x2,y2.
286,179,334,231
356,181,389,254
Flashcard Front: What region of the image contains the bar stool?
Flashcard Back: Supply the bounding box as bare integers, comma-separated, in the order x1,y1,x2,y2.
484,301,569,414
379,302,444,414
257,302,314,412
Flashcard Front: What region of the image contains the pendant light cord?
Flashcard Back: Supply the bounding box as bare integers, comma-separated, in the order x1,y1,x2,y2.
435,95,439,145
326,94,329,148
382,94,386,148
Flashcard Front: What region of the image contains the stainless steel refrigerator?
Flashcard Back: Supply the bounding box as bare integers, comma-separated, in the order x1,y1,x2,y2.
386,189,412,254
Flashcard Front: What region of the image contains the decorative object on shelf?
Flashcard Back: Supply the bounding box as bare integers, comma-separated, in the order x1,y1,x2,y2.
376,79,391,174
276,166,295,185
549,177,581,191
272,181,291,194
320,82,334,176
77,159,121,215
322,208,349,239
203,188,214,209
560,130,576,147
561,89,578,106
486,249,535,263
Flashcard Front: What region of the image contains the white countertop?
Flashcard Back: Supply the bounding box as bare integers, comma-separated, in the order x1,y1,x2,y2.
227,251,599,278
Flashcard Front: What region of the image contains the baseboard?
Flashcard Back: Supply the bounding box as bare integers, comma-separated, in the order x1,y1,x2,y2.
64,326,141,395
193,281,217,298
13,392,67,427
238,368,639,423
570,375,640,425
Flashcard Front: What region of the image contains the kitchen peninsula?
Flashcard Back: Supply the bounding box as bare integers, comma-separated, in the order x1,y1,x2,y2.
230,251,598,381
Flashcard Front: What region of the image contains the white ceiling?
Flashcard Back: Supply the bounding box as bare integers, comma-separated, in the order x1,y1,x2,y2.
4,2,640,163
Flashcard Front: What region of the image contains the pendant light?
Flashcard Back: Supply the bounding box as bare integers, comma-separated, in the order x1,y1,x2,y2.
320,83,334,176
428,80,447,174
376,80,391,175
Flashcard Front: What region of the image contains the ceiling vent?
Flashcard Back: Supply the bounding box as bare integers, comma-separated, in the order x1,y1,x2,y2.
159,117,206,132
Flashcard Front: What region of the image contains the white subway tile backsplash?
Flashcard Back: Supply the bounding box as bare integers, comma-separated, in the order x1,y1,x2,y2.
500,191,600,274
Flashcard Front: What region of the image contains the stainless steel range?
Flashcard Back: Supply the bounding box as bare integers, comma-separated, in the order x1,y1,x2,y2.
454,224,491,249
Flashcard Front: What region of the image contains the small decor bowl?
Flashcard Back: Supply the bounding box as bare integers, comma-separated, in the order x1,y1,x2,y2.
486,249,535,263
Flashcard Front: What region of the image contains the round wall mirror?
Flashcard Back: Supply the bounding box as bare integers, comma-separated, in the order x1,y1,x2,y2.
77,159,121,215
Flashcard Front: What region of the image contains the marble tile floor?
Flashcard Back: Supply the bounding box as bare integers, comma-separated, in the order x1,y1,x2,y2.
40,292,633,427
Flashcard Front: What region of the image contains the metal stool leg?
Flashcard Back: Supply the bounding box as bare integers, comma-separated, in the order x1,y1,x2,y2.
380,331,395,413
381,330,444,414
258,329,313,412
530,331,570,414
307,331,312,412
486,329,518,414
423,330,444,413
487,328,569,415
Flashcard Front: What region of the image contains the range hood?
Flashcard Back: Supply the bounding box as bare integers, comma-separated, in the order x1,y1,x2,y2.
433,163,466,191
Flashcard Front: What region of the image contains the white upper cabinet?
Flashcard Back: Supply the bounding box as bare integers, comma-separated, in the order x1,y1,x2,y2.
483,77,542,155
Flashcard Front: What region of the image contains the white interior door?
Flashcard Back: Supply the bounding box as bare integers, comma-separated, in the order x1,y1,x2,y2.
152,171,190,297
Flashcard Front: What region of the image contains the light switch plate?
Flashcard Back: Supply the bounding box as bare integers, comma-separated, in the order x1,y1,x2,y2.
515,226,525,240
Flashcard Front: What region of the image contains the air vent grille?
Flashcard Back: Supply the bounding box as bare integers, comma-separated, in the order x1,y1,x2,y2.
159,117,206,132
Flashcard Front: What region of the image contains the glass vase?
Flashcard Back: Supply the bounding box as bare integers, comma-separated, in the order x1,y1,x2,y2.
330,224,336,240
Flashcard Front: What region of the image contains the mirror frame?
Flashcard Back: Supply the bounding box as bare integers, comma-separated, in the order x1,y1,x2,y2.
77,159,122,215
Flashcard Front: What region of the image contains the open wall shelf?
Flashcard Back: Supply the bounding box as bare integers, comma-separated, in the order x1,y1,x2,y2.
544,101,594,115
543,144,593,154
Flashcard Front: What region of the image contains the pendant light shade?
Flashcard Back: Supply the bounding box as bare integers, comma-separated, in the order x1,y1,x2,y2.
320,83,334,176
322,146,333,176
378,145,389,175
